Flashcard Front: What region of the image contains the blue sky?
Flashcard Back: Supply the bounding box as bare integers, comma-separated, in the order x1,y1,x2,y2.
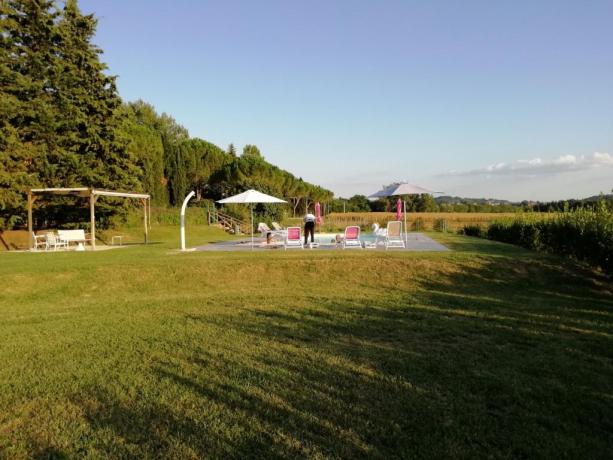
80,0,613,200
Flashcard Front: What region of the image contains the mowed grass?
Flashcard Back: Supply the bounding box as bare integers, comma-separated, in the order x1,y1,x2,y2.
0,226,612,459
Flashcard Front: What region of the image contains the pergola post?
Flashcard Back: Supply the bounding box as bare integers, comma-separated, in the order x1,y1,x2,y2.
89,190,96,250
142,198,149,244
27,190,33,250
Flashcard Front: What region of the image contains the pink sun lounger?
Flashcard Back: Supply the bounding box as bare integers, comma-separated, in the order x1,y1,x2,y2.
342,226,362,249
284,227,304,250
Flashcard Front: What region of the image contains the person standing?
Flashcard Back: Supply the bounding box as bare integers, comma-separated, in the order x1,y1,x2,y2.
304,210,316,245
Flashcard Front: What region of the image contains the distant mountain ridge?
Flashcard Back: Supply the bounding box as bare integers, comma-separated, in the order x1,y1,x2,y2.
435,194,612,206
435,195,514,205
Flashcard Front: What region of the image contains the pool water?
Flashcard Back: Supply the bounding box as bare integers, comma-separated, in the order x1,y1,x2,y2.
312,232,377,246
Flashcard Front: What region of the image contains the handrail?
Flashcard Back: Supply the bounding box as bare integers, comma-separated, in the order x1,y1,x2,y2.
208,208,248,234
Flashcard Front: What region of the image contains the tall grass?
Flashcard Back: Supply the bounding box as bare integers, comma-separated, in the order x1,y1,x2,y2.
311,212,542,232
472,205,613,274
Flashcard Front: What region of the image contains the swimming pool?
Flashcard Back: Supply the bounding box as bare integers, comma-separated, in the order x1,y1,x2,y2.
311,232,377,246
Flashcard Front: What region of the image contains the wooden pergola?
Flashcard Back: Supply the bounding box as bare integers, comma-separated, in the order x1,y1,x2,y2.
27,187,151,250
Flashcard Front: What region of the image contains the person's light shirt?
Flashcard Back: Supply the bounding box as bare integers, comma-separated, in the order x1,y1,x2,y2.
304,213,316,223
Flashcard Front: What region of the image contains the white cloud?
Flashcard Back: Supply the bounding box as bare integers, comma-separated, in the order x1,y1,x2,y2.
444,152,613,177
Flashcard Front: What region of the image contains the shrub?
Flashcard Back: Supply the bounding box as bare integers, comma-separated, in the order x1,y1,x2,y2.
460,225,483,237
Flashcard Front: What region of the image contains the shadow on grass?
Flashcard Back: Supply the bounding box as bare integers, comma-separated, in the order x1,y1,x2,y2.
71,255,613,458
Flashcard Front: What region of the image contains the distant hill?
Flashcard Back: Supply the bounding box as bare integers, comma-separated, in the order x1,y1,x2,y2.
436,194,612,206
435,195,514,206
580,193,613,202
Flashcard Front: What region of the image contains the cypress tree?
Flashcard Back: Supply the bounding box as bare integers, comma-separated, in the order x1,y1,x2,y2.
0,0,60,228
51,0,140,191
0,0,141,228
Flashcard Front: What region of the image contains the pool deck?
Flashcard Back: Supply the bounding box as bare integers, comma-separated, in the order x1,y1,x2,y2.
194,233,449,252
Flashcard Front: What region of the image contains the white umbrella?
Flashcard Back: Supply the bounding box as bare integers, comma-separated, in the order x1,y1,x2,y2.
217,189,287,249
369,183,441,242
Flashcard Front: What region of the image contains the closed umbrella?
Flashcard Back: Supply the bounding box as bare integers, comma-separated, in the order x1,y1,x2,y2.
217,189,287,249
396,198,402,221
315,202,322,225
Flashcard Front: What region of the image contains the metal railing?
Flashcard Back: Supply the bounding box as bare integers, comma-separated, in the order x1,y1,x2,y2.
208,209,248,234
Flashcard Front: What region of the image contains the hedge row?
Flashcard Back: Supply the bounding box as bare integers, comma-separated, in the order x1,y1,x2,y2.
460,205,613,275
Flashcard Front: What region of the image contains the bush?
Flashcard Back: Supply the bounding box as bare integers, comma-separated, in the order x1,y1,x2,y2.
460,225,483,237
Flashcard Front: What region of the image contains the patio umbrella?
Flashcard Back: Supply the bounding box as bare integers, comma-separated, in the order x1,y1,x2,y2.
369,183,441,242
315,202,322,225
217,189,287,249
396,198,402,221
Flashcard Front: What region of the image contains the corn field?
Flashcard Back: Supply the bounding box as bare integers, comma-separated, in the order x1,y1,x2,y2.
297,212,544,232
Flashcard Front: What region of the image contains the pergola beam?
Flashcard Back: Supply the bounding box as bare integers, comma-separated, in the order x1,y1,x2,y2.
30,187,89,193
93,189,150,199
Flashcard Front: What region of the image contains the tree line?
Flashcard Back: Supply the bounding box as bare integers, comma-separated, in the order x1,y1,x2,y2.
0,0,331,229
328,193,613,214
327,194,523,213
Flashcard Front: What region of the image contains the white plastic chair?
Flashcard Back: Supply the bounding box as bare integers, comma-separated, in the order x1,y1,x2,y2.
46,232,68,251
385,221,405,249
32,232,47,251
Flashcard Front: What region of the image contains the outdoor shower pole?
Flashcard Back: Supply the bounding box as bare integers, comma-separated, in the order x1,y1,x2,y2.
180,191,196,251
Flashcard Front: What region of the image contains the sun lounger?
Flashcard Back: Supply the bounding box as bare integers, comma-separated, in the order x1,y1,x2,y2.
258,222,286,241
342,226,362,249
271,222,284,231
284,227,304,250
385,221,405,249
258,222,273,238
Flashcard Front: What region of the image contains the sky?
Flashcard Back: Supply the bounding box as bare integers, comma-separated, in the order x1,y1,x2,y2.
80,0,613,201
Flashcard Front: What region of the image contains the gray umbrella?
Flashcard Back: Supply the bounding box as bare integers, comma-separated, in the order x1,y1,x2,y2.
369,183,441,240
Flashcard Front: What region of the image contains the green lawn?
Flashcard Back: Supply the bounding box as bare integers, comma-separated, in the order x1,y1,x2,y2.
1,227,612,459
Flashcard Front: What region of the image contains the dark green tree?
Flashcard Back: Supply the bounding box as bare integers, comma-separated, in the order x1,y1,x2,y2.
0,0,60,228
120,101,167,205
0,0,141,227
242,144,262,159
347,195,371,212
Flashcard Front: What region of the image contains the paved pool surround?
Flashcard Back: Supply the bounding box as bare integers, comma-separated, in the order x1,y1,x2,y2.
194,232,449,252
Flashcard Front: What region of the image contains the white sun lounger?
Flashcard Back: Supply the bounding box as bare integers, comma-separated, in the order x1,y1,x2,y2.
385,221,405,249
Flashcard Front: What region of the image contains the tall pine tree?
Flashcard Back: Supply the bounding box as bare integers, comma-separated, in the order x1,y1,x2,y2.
0,0,141,228
0,0,60,228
